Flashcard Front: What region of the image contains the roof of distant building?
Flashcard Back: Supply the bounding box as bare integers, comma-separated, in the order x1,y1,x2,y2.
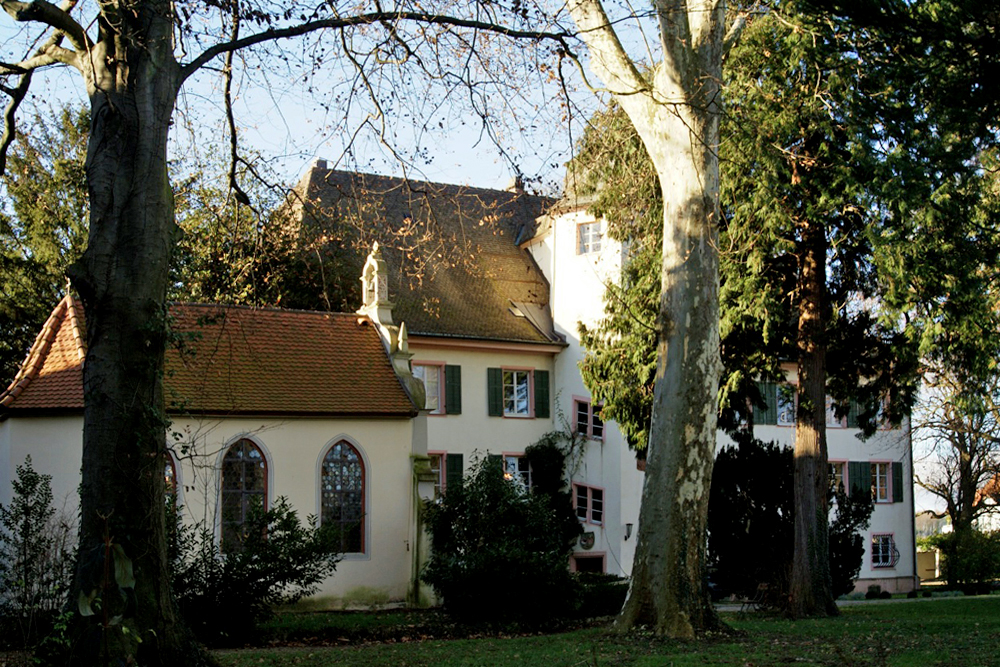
290,165,560,345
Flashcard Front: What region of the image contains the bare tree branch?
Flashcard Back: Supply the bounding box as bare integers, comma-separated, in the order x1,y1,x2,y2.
181,12,574,84
0,0,89,52
0,69,31,173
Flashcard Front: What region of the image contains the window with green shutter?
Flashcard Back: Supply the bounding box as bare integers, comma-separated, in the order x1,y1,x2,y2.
848,460,870,500
534,370,550,418
445,453,464,493
487,368,503,416
488,367,544,418
754,382,778,425
444,365,462,414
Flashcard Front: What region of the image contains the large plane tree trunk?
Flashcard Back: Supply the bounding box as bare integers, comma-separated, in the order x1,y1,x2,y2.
613,109,724,638
787,216,838,618
59,6,213,665
566,0,729,637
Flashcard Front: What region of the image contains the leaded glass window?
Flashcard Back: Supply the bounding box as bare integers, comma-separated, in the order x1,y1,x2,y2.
322,440,365,553
220,439,266,553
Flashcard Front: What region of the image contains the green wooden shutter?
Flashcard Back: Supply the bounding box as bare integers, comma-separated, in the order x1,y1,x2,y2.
754,382,777,425
534,370,550,418
487,368,503,416
892,461,903,503
445,453,464,492
848,461,870,500
444,365,462,415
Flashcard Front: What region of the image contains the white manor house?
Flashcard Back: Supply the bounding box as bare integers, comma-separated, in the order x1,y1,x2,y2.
0,163,918,606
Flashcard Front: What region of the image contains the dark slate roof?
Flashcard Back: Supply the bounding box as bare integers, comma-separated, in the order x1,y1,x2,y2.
1,295,417,418
290,166,561,345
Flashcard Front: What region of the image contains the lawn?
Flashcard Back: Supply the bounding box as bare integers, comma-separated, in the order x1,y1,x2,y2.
215,595,1000,667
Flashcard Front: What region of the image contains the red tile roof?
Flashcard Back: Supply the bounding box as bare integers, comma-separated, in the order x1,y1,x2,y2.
0,294,85,410
1,296,417,418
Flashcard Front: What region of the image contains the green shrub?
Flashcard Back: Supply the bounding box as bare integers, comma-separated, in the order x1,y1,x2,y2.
931,529,1000,594
575,573,628,617
167,496,340,646
422,454,581,622
0,456,74,650
708,435,872,604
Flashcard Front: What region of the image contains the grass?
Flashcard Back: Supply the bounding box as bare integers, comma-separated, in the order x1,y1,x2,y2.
215,595,1000,666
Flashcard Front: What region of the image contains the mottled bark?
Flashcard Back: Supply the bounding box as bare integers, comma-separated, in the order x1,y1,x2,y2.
566,0,728,637
788,217,838,618
615,123,724,637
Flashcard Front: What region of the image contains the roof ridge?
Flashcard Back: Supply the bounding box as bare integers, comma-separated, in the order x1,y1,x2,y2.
170,302,365,319
316,166,557,202
0,294,72,408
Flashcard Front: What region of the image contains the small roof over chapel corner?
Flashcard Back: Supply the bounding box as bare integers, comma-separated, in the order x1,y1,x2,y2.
288,163,563,345
1,296,418,419
0,293,86,413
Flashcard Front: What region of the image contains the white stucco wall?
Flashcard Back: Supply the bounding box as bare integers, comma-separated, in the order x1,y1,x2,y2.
1,415,84,514
527,207,645,577
409,342,558,460
718,423,917,592
532,206,917,591
2,412,426,606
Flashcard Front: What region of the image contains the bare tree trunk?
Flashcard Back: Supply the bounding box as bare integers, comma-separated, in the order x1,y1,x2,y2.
615,117,724,637
57,15,215,667
788,217,838,618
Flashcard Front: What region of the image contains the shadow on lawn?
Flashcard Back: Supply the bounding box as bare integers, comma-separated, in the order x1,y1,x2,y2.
253,608,614,649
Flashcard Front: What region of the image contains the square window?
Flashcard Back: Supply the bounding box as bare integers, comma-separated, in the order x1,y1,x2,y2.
412,363,443,414
577,221,602,255
872,533,897,568
503,370,531,417
504,455,532,489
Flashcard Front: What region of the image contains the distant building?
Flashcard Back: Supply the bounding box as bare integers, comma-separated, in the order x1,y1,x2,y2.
1,164,919,606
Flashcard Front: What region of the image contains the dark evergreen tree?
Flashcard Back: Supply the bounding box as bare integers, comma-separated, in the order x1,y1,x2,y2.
0,107,89,387
708,436,872,604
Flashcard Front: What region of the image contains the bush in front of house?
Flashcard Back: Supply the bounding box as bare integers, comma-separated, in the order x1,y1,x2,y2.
574,572,628,617
422,450,582,623
0,456,75,651
167,496,340,646
708,434,873,607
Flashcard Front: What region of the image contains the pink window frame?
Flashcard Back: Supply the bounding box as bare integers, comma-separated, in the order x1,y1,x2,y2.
871,460,892,504
412,361,446,415
828,459,848,494
573,395,604,441
501,366,534,419
573,483,606,526
871,532,898,569
428,450,447,496
502,451,532,487
569,552,607,573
